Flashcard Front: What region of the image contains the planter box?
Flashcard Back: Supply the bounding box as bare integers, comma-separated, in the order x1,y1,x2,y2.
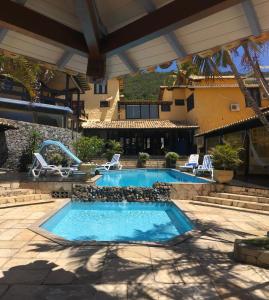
213,169,234,183
234,239,269,269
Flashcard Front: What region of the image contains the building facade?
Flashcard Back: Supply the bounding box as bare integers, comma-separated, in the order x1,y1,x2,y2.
81,76,269,160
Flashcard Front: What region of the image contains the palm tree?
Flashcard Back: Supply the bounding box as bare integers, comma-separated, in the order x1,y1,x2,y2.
241,40,269,99
188,47,269,132
222,48,269,132
0,54,53,100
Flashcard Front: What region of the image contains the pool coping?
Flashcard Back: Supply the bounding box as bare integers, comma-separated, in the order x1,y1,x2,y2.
94,168,214,187
29,199,209,247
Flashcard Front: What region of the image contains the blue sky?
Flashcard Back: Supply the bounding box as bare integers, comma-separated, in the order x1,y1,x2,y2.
156,42,269,74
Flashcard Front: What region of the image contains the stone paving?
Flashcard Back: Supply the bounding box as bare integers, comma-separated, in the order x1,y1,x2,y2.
0,200,267,299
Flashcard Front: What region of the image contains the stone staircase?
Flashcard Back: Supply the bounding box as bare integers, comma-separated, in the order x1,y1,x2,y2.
0,182,54,208
193,190,269,214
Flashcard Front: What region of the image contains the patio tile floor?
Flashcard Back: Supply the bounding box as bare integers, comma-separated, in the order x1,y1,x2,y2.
0,200,267,299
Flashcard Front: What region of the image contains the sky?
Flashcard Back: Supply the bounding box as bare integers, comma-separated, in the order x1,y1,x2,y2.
156,42,269,74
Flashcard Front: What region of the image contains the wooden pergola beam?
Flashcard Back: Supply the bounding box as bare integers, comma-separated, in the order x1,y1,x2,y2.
101,0,243,55
0,0,88,55
75,0,105,80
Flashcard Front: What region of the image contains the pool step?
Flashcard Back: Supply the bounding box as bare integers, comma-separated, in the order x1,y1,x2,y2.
194,195,269,212
0,193,52,205
210,192,269,204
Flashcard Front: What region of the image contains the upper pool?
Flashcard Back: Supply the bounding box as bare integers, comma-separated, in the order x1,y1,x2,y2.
96,168,209,187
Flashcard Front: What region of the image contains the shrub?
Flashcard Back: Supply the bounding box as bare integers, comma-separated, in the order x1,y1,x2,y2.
165,152,179,168
48,153,64,166
103,139,122,161
137,152,150,167
210,142,243,170
18,149,33,172
73,136,105,162
18,129,42,172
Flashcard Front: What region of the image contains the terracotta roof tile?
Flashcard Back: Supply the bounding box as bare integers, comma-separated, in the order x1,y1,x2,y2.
82,120,198,129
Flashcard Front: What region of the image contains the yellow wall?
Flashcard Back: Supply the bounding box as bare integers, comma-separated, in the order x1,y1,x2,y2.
161,78,269,132
159,88,187,120
83,79,120,121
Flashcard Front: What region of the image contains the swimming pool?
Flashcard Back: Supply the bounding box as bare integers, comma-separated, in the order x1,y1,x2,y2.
96,168,209,187
41,201,193,242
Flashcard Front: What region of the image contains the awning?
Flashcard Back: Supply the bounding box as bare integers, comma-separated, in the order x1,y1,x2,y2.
0,0,268,79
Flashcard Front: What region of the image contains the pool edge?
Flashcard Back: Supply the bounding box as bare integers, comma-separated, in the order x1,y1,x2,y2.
29,199,209,247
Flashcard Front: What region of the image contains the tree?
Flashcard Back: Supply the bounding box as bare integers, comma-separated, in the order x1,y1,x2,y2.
189,46,269,132
0,54,53,100
241,40,269,99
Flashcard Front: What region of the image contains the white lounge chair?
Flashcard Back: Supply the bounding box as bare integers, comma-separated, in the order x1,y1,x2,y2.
31,153,72,178
96,154,122,171
193,155,213,178
179,154,199,172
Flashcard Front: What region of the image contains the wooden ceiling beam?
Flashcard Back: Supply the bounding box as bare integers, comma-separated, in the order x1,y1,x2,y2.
0,0,88,56
75,0,105,80
101,0,243,55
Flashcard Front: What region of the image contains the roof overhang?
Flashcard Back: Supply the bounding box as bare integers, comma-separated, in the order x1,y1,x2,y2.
195,108,269,137
0,97,73,115
82,119,198,130
0,0,268,80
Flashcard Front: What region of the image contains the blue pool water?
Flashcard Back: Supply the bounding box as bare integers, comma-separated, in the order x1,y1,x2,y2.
96,168,208,187
41,202,193,242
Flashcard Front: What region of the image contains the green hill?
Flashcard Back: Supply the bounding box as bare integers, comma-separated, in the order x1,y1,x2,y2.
122,72,174,100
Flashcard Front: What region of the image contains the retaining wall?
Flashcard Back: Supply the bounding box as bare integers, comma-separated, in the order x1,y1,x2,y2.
2,119,80,169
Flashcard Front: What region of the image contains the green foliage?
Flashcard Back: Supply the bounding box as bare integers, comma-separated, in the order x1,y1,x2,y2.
137,152,150,167
165,152,180,168
18,130,42,172
122,72,174,100
73,136,105,162
28,130,42,155
210,142,243,170
103,140,122,161
0,54,54,100
18,150,33,172
48,153,64,166
244,237,269,250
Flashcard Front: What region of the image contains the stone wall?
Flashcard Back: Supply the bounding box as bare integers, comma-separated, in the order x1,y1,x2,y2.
2,119,81,169
0,131,8,166
170,183,216,200
72,183,171,202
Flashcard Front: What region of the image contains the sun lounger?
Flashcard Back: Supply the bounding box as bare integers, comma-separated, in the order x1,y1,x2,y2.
96,154,122,171
179,154,199,172
193,155,213,178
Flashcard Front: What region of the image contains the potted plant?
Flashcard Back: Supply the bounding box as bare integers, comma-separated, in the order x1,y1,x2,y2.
210,142,243,183
165,152,179,168
137,152,150,168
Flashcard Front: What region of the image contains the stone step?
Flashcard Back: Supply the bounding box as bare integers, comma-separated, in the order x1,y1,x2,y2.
224,186,269,198
210,193,269,204
0,182,20,190
0,199,55,209
194,196,269,212
0,193,52,205
191,201,269,216
0,189,35,197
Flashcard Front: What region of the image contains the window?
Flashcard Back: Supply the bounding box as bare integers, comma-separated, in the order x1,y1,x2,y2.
187,94,194,112
175,99,185,106
94,81,107,94
161,104,171,112
100,100,109,108
126,105,140,119
245,88,261,107
149,105,159,118
126,104,159,119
